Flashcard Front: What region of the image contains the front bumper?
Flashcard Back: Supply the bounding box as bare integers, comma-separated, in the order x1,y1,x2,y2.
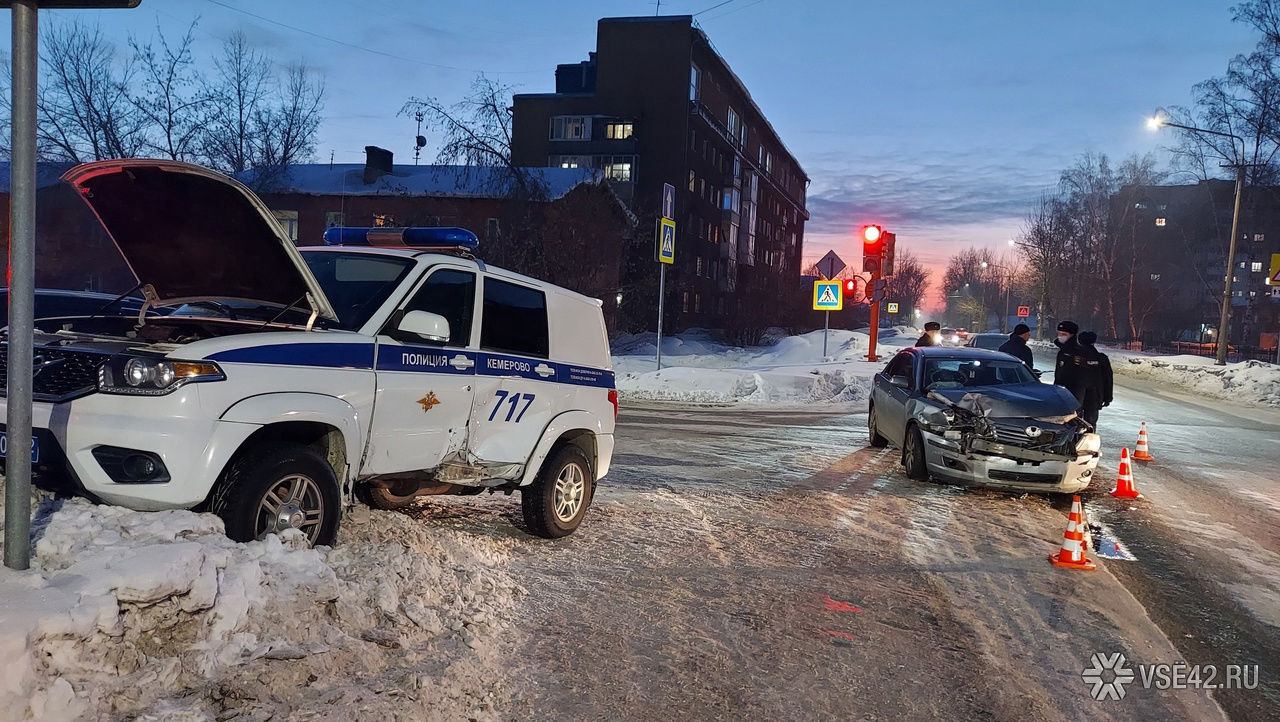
919,427,1097,493
0,389,260,510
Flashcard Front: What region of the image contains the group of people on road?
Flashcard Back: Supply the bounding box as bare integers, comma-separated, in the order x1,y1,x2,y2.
913,318,1113,430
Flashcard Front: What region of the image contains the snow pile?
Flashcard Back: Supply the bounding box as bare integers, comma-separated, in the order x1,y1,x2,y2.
0,496,521,721
613,328,915,406
1114,355,1280,407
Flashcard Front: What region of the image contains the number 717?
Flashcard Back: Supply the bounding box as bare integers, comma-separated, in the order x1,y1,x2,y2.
488,390,535,422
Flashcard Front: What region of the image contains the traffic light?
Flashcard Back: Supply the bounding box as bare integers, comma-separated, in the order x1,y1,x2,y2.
862,225,884,275
881,231,896,277
842,277,859,299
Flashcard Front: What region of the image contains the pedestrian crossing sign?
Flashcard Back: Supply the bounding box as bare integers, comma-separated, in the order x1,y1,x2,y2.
656,218,676,264
813,280,843,311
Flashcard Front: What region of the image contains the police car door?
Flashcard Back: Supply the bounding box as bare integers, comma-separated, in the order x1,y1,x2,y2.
468,276,559,477
366,266,479,476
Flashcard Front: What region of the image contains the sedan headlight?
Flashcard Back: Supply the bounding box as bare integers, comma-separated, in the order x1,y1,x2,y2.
99,355,224,396
919,407,956,433
1075,432,1101,455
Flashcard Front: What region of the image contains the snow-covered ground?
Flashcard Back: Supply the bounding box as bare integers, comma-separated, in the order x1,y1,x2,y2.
0,488,522,721
612,327,919,406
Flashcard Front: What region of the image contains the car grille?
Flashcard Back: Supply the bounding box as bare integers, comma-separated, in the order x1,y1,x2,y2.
0,346,107,402
991,420,1059,447
988,469,1062,484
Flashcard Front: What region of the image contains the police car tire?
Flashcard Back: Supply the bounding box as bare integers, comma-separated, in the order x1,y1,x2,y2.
522,445,593,539
210,442,341,547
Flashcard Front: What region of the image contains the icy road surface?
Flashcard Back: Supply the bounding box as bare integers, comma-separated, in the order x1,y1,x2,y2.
414,381,1277,720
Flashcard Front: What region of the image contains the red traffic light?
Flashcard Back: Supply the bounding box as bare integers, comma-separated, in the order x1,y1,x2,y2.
861,225,882,243
842,278,859,298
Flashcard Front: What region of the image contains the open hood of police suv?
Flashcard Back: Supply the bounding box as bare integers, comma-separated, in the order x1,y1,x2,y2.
61,160,338,323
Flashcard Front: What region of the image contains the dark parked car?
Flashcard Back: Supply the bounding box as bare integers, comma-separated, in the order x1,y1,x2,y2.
867,346,1101,493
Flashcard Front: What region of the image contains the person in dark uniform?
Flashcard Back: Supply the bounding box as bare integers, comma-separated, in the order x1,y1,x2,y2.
916,322,941,347
1076,331,1112,429
1052,321,1090,400
998,323,1034,371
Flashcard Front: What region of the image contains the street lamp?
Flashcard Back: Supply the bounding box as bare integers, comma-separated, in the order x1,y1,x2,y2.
1148,112,1244,365
981,260,1013,333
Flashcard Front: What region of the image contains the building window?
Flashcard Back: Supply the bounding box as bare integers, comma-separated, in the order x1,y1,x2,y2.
681,292,690,313
272,210,299,242
326,211,345,228
1155,218,1167,227
485,218,501,242
1150,273,1161,281
1252,261,1264,272
606,122,633,140
1255,233,1265,242
550,115,590,140
727,108,740,143
688,170,696,192
600,155,635,182
373,213,393,227
550,154,590,168
696,256,704,277
694,293,702,313
690,64,700,101
765,152,773,174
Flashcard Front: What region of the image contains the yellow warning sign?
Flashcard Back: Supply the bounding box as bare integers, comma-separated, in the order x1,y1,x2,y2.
1269,253,1280,285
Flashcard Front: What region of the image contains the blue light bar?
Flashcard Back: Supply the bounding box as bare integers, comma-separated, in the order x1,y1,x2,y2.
322,226,480,251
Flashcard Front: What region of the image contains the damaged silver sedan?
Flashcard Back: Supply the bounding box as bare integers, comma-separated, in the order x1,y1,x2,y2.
868,347,1101,493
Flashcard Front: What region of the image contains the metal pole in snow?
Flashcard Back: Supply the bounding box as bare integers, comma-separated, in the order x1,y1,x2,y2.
655,264,666,371
823,310,829,359
5,0,37,571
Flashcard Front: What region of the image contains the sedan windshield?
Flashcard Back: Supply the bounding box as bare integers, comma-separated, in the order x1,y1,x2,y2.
302,252,415,331
924,357,1035,390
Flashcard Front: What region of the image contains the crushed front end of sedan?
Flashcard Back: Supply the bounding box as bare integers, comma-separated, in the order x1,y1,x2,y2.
912,384,1101,492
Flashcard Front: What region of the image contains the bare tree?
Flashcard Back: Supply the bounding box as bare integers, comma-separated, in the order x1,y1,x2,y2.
401,75,546,199
129,21,209,161
200,31,271,174
252,62,324,181
37,20,147,162
882,249,931,320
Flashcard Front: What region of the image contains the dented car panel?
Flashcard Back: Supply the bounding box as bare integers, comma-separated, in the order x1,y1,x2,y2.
872,346,1101,493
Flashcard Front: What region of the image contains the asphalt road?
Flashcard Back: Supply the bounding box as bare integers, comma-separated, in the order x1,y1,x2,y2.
417,363,1277,719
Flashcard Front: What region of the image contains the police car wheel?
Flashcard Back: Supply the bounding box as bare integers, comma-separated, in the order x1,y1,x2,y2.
522,445,593,538
868,404,888,448
210,442,341,547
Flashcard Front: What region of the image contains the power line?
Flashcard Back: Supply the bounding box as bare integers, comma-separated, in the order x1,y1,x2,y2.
693,0,738,16
202,0,539,75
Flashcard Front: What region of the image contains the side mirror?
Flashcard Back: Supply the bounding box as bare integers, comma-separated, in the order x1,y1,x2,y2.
398,310,450,343
890,375,911,389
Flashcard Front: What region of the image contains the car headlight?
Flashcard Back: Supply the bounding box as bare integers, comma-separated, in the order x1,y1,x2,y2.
919,407,955,433
1075,432,1101,455
98,355,224,396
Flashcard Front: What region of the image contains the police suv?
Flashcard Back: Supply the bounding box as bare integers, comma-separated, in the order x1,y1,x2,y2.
1,160,617,546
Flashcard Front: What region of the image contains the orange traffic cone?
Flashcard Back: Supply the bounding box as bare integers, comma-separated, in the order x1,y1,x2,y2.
1050,495,1096,570
1110,447,1142,499
1133,422,1155,462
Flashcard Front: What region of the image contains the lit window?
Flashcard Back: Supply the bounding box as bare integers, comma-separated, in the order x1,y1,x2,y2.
1255,233,1265,242
606,122,633,140
1150,273,1161,281
1253,262,1264,272
550,116,590,140
373,213,392,227
550,155,590,169
600,155,635,182
1155,218,1166,227
1240,261,1248,269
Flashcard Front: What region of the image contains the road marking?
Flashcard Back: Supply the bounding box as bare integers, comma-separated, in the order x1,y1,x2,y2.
821,630,856,641
822,595,863,613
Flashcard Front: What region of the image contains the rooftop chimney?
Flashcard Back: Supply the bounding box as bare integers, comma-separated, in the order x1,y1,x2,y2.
364,145,394,183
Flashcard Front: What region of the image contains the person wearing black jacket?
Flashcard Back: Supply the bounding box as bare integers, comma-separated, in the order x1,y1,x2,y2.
998,323,1034,371
916,322,941,347
1076,331,1112,428
1052,320,1095,403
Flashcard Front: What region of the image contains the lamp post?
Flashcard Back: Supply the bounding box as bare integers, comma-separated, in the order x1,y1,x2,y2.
980,260,1012,333
1149,113,1244,365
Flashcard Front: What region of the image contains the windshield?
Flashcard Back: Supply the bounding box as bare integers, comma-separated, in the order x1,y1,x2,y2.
302,252,415,331
923,357,1036,390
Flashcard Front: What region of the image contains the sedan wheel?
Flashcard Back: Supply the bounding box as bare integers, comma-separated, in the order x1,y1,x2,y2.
868,405,888,448
903,425,929,481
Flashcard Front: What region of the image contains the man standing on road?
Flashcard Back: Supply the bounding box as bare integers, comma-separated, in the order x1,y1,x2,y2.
1075,331,1112,429
1053,321,1102,422
916,322,941,347
998,323,1035,371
